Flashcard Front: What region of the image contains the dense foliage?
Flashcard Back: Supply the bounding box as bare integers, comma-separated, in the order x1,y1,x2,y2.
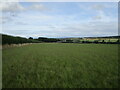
2,34,40,45
38,37,60,42
1,34,61,45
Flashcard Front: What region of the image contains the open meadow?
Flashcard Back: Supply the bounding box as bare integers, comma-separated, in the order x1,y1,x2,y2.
2,43,119,88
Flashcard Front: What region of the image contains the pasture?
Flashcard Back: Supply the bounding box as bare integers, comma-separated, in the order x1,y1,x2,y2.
2,43,119,88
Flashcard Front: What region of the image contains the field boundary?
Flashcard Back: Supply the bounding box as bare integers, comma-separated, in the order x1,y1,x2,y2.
2,43,34,49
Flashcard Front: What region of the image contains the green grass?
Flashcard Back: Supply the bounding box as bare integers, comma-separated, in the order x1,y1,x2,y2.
2,43,119,88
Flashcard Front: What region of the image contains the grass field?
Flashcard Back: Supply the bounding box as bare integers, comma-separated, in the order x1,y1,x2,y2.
2,43,119,88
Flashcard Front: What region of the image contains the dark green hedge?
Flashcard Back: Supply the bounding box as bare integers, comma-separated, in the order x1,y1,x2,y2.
2,34,40,45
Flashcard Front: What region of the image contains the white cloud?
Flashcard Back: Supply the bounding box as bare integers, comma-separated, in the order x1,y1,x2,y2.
79,4,105,11
0,1,49,12
29,4,49,11
0,1,25,24
26,14,53,21
0,2,25,12
91,4,106,11
1,2,118,37
0,2,50,24
0,16,13,24
92,10,117,22
2,19,117,38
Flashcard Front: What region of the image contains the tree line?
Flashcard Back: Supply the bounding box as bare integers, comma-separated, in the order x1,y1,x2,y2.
2,34,60,45
2,34,40,45
62,39,120,44
1,34,120,45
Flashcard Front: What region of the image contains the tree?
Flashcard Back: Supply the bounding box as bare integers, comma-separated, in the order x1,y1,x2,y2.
29,37,33,39
117,39,119,42
102,40,105,43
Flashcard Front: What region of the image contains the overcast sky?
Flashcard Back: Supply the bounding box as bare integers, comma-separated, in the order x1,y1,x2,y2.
0,2,118,38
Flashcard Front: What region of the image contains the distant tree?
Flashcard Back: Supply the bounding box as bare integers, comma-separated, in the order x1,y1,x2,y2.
29,37,33,39
82,41,85,43
75,40,80,43
37,37,60,42
93,40,98,44
38,37,47,42
117,39,119,42
102,40,105,43
38,37,47,39
66,40,73,43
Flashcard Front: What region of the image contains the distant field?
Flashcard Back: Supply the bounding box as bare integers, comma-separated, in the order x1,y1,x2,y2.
2,43,119,88
82,38,118,42
66,38,119,42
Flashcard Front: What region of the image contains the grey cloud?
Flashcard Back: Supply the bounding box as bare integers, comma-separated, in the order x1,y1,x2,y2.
92,16,102,20
1,12,19,24
1,2,49,12
1,2,25,12
56,21,118,37
0,2,25,24
1,2,50,24
14,21,28,25
91,4,106,11
0,16,12,24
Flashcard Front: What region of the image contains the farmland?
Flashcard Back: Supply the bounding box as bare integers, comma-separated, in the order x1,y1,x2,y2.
2,43,119,88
